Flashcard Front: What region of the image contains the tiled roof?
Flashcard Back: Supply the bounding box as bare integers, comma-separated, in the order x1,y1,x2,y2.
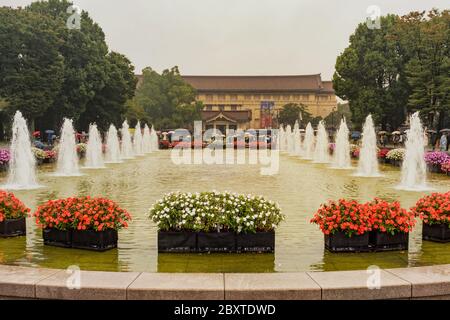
182,74,333,93
202,110,252,123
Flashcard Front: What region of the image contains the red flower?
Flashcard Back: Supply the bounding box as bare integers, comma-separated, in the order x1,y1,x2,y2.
411,192,450,227
0,190,30,222
311,197,416,237
33,196,132,231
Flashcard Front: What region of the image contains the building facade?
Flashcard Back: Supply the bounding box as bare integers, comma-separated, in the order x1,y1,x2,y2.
182,74,337,131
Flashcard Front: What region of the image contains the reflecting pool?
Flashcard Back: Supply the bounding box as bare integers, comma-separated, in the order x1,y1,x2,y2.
0,151,449,272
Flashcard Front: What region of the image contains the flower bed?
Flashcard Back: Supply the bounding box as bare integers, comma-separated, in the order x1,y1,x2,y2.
442,162,450,176
0,191,30,237
76,143,87,158
367,198,415,251
411,192,450,242
34,196,131,251
350,144,359,159
378,148,390,164
149,191,284,253
311,198,415,252
386,148,405,167
31,147,46,165
44,150,57,163
0,149,10,171
424,151,450,173
310,199,372,252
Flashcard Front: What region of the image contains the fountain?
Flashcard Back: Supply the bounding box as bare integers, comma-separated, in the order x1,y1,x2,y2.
356,115,380,177
150,126,159,151
105,125,122,163
293,120,302,156
133,121,144,156
286,125,294,154
120,120,134,159
331,118,351,169
84,123,105,168
3,111,40,190
303,122,315,160
55,118,81,176
278,126,286,151
142,124,152,153
397,112,429,191
313,121,329,163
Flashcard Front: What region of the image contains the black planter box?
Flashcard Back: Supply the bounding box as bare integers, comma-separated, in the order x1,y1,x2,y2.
236,232,275,253
197,232,236,252
72,230,118,251
370,231,409,251
43,228,118,251
158,231,197,253
427,164,442,173
422,223,450,243
0,217,26,238
43,228,72,248
325,231,370,252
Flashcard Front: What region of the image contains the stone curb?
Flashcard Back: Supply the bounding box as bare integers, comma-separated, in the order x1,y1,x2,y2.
0,264,449,300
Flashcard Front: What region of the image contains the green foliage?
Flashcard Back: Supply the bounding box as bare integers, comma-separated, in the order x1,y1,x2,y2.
149,191,285,233
0,1,136,133
324,103,353,129
278,103,312,127
135,66,202,129
0,7,64,128
334,10,449,131
400,10,449,130
333,14,409,130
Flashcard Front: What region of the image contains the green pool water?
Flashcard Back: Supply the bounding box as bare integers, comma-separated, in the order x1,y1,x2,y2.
0,151,449,273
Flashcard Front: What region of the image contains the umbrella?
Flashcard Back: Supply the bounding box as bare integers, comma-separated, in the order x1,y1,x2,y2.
427,129,437,134
440,129,450,133
45,130,55,134
351,131,361,139
392,131,401,135
378,131,387,135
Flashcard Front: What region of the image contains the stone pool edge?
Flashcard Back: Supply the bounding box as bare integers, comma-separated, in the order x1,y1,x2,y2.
0,264,449,300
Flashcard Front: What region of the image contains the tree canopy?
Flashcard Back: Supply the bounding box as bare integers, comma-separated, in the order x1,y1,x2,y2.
333,9,449,131
0,0,136,135
134,66,203,130
278,103,321,128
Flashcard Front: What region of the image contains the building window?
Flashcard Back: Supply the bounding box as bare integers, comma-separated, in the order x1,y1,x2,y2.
230,105,238,111
283,95,290,101
205,105,213,111
254,94,261,100
245,95,252,100
230,94,237,101
302,94,309,101
205,94,213,101
263,94,271,99
218,105,225,111
218,94,225,100
273,95,280,100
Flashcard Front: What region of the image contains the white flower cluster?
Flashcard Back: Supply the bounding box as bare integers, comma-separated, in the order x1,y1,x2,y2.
149,191,284,233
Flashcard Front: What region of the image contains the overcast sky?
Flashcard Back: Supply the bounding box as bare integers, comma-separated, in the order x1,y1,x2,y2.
1,0,448,79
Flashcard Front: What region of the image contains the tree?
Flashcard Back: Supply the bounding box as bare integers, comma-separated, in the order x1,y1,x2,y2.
399,10,449,131
134,66,202,129
27,0,109,131
333,15,411,130
0,7,64,129
78,52,137,131
278,103,312,127
324,103,353,129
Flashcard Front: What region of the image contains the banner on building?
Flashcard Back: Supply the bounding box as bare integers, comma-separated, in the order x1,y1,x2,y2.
260,101,274,128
